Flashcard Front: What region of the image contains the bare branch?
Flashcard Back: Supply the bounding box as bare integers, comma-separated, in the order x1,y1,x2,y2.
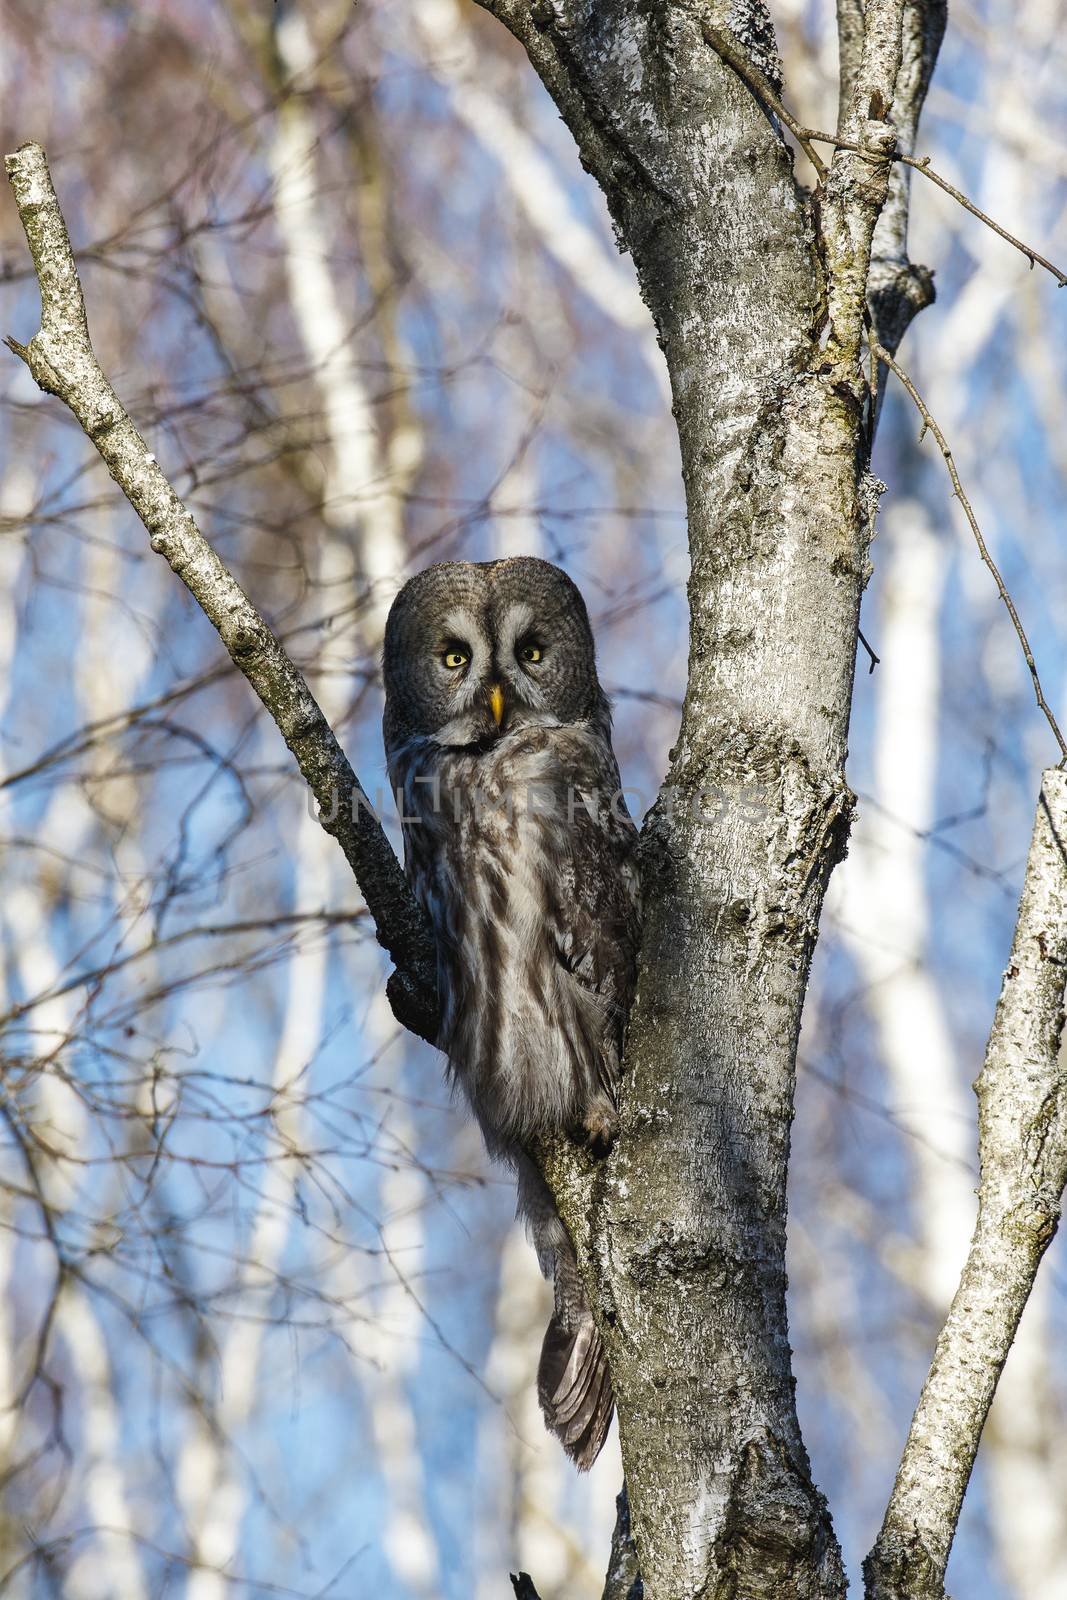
707,45,1067,300
687,54,1066,304
835,0,866,140
866,0,947,361
842,0,909,129
817,0,909,360
2,140,438,1042
801,127,1067,289
895,149,1067,285
857,626,880,673
873,340,1067,764
864,767,1067,1600
684,29,1067,340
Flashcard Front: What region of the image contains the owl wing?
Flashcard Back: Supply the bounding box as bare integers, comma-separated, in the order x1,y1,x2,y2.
531,734,639,1469
549,732,641,1092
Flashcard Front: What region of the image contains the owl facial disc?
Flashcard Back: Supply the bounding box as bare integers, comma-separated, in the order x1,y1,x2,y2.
382,557,608,755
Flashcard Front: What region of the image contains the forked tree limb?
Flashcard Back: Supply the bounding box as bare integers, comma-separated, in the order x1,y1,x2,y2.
3,140,439,1044
864,768,1067,1600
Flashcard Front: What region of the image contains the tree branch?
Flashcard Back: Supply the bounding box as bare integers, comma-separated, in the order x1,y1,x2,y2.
864,767,1067,1600
699,22,828,181
835,0,866,140
865,0,947,361
815,134,1067,289
508,1483,643,1600
3,140,439,1043
818,0,908,362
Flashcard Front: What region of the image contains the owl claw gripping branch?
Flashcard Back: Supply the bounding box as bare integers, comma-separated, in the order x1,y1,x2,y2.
383,557,640,1470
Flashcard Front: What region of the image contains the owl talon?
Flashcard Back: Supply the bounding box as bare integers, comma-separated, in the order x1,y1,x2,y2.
579,1098,620,1156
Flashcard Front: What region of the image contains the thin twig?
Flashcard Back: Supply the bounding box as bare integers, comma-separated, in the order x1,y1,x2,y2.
872,340,1067,764
804,128,1067,287
857,627,880,674
895,152,1067,286
698,29,1067,289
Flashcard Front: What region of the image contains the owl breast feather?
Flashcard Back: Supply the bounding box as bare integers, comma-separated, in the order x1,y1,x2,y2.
389,722,639,1157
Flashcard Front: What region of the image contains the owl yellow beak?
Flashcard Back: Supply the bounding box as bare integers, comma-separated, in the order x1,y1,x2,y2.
489,683,505,728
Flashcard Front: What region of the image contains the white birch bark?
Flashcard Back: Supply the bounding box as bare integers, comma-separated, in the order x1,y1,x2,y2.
491,452,542,564
354,1068,443,1598
55,512,157,1600
270,20,442,1589
830,505,971,1307
268,7,407,636
175,814,332,1600
0,476,151,1599
983,1275,1067,1600
0,464,40,1487
58,1294,150,1600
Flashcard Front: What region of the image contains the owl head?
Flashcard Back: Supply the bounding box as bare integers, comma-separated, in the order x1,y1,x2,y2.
382,557,609,752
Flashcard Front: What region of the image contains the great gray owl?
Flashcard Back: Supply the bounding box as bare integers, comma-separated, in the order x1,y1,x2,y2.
382,557,640,1469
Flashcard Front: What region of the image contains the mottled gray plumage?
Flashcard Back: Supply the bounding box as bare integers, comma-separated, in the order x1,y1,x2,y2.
382,557,639,1469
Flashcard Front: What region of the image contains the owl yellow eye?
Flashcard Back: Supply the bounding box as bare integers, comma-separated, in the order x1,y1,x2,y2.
520,644,543,664
442,649,469,670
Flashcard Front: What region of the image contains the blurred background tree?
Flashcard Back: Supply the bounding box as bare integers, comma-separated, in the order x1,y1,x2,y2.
0,1,1065,1595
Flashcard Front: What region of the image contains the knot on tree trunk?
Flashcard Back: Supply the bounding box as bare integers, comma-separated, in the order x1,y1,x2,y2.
714,1433,847,1600
862,1527,945,1600
868,257,937,357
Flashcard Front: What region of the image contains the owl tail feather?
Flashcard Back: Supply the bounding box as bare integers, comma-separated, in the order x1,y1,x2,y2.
537,1310,614,1471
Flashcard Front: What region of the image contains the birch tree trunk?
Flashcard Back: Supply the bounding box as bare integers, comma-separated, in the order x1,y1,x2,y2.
472,3,928,1593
